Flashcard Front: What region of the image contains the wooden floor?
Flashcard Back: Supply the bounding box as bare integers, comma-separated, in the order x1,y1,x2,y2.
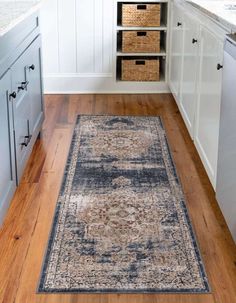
0,94,236,303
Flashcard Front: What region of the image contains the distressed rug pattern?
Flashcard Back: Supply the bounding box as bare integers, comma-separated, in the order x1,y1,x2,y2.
39,115,210,293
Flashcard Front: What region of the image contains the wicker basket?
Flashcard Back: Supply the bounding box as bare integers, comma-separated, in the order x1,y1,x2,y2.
122,4,161,27
122,31,160,53
121,58,160,81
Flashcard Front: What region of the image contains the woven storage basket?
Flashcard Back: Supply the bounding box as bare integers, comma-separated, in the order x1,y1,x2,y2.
122,4,161,27
121,58,160,81
122,31,160,53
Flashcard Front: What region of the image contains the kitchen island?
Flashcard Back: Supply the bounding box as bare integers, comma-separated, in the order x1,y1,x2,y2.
0,0,44,225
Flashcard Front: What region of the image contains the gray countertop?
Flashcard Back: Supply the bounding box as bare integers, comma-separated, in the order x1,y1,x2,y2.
0,1,41,37
181,0,236,32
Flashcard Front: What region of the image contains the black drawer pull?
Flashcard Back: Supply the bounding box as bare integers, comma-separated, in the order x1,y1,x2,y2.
21,135,31,147
217,63,223,70
21,140,29,147
192,38,198,44
29,64,35,70
136,60,145,65
137,5,146,9
24,135,32,140
177,22,182,27
137,32,147,36
10,92,17,99
18,81,29,91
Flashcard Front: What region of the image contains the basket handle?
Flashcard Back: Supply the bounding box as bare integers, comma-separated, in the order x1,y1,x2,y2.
137,32,147,36
137,5,147,9
136,60,146,65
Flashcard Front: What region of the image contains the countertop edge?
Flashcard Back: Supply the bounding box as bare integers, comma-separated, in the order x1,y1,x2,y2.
0,2,42,38
183,0,236,33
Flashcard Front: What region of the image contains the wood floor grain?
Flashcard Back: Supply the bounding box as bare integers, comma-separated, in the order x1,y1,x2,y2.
0,94,235,303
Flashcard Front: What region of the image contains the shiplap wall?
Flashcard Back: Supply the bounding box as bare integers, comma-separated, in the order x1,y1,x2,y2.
40,0,113,75
40,0,169,93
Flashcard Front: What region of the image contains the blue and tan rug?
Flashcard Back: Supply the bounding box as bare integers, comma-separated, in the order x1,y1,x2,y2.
38,115,210,293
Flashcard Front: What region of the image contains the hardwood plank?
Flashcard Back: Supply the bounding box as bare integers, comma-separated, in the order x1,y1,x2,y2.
0,94,235,303
0,183,38,303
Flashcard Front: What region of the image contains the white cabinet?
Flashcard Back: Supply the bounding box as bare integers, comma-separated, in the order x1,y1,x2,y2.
194,27,223,188
169,1,184,103
168,1,225,189
180,13,199,138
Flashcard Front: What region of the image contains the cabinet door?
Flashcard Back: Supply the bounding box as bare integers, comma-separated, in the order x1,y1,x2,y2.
0,70,16,224
11,50,32,183
169,2,184,103
180,13,199,138
194,26,223,188
11,36,44,184
26,36,44,135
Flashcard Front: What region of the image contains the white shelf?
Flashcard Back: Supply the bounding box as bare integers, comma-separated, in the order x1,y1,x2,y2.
116,0,168,2
116,51,166,56
115,0,168,84
116,74,166,83
117,26,167,31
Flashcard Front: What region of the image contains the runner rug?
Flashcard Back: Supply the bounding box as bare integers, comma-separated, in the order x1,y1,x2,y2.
38,115,210,293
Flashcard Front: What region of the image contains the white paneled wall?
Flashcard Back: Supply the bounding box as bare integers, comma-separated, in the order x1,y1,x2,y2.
40,0,59,74
76,0,113,75
41,0,112,75
40,0,169,93
58,0,77,73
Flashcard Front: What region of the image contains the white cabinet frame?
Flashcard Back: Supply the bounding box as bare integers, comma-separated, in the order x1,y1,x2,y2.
168,0,228,189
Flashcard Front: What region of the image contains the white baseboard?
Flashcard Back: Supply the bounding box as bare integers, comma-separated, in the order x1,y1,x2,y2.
43,74,170,94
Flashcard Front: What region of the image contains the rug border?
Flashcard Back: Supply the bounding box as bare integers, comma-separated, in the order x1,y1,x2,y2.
37,115,211,294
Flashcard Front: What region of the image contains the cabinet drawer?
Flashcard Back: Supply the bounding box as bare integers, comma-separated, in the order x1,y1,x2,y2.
0,70,16,224
11,54,28,102
12,92,31,183
25,36,44,135
11,45,32,183
11,35,43,183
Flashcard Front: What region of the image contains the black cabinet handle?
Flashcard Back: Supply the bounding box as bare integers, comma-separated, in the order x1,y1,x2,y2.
217,63,223,70
25,135,32,141
21,140,29,147
10,92,17,99
18,81,29,91
21,135,31,147
192,38,198,44
177,22,182,27
29,64,35,70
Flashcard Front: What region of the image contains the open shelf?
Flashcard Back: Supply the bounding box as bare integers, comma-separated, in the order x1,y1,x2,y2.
115,1,168,83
